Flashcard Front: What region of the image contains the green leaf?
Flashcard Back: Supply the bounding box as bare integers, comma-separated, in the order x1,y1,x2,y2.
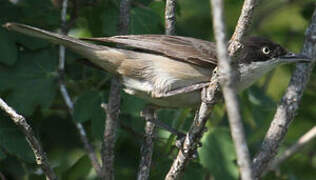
0,28,18,65
183,162,207,180
73,90,105,139
199,127,239,180
0,114,34,163
102,5,119,36
0,49,58,116
18,0,60,27
121,94,146,117
63,155,92,180
14,32,50,50
0,147,7,160
129,7,163,34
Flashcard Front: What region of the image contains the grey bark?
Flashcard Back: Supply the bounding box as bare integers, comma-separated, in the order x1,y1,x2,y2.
252,8,316,178
210,0,254,179
101,0,131,179
0,98,57,180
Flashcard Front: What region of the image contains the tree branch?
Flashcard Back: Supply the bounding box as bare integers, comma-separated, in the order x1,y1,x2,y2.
163,0,218,179
165,0,260,179
210,0,254,179
137,107,156,180
101,0,131,179
268,126,316,173
138,1,177,179
165,74,222,180
165,0,176,35
252,9,316,178
0,98,57,180
57,0,102,176
228,0,260,56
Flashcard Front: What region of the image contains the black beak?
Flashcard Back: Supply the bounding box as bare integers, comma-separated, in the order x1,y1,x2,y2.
278,52,311,63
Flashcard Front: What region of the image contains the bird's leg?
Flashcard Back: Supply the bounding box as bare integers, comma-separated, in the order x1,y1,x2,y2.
140,105,185,138
151,82,211,98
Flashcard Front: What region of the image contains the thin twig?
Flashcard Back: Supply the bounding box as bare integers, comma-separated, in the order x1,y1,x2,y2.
0,98,57,180
101,0,131,179
58,0,102,176
210,0,254,179
137,107,156,180
268,126,316,173
165,0,176,35
252,9,316,178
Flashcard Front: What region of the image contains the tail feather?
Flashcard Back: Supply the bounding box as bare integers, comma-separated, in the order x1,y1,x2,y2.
3,22,104,58
3,22,126,73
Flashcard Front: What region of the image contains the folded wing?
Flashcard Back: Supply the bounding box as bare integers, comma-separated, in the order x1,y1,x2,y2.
81,35,218,67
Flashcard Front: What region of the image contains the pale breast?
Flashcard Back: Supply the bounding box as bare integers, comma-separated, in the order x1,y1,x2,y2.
117,52,213,107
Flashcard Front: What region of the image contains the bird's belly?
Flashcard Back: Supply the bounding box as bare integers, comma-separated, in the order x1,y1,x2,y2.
120,76,203,108
117,55,212,108
123,86,202,108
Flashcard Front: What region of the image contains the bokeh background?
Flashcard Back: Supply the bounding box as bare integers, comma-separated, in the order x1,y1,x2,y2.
0,0,315,179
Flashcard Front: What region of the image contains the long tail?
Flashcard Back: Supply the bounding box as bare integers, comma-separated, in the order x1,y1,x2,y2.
3,23,122,73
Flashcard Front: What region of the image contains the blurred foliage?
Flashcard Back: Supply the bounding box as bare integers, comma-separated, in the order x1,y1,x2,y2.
0,0,315,179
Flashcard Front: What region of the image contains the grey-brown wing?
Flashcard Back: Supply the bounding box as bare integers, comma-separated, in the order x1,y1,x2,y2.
81,35,218,67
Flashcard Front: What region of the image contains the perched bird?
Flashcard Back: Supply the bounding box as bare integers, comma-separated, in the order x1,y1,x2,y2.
3,23,310,108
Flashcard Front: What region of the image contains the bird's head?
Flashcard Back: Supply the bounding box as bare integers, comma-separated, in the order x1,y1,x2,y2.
235,36,311,91
239,36,310,64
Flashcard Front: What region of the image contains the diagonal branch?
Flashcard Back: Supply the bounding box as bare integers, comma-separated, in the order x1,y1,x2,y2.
210,0,254,179
252,9,316,178
58,0,102,176
165,1,260,179
268,126,316,173
0,98,57,180
165,73,222,180
228,0,260,56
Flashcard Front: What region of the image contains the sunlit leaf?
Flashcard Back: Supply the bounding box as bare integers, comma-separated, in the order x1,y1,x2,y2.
63,155,92,180
199,127,239,180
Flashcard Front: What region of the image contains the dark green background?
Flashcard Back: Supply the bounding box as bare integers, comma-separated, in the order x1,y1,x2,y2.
0,0,315,179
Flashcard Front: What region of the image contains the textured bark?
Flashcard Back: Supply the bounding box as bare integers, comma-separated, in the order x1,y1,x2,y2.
211,0,254,179
165,75,222,180
268,126,316,172
252,9,316,178
165,0,260,179
165,0,176,35
228,0,260,56
101,0,131,179
137,107,156,180
0,98,57,180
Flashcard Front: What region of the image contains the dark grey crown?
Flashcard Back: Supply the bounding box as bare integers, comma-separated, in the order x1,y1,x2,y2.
239,36,288,64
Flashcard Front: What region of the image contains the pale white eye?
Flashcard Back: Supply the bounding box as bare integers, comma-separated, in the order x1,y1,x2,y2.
262,46,271,55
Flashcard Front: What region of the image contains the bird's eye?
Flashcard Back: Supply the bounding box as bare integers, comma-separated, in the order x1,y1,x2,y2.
262,46,271,55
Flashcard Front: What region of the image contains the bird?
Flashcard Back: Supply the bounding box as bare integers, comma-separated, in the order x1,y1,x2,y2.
3,23,310,108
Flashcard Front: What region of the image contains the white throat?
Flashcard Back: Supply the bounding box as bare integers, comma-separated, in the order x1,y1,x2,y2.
237,60,280,91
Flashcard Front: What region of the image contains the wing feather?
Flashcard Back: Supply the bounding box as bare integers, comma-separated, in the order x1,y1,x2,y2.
81,35,218,67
